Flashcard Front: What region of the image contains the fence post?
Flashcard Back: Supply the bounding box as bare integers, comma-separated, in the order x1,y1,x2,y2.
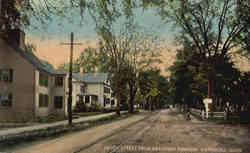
224,111,227,120
201,109,205,120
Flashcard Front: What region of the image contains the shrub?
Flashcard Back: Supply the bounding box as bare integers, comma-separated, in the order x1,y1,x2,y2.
89,103,102,112
73,102,88,113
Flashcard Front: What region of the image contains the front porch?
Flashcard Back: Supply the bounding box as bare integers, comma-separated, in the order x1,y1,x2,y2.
77,93,98,105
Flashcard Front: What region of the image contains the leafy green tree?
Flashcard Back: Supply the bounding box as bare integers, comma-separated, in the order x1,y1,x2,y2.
148,0,249,99
96,23,137,115
138,68,168,111
0,0,139,34
121,31,163,113
235,0,250,53
169,37,247,111
58,62,79,73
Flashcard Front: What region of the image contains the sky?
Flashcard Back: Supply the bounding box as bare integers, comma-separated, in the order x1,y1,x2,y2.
24,6,177,73
24,3,250,76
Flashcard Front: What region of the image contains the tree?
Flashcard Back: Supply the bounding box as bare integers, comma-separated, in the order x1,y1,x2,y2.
0,0,139,34
122,31,163,113
149,0,249,99
96,24,135,115
138,68,168,111
235,0,250,55
58,62,79,73
169,36,247,111
97,22,164,113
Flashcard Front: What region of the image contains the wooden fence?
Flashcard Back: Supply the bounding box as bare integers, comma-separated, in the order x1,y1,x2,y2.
190,108,225,119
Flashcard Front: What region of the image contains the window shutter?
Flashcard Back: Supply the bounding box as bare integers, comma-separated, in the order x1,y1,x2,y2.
0,70,2,81
0,93,2,106
39,94,43,107
3,69,8,82
9,69,13,82
45,95,49,106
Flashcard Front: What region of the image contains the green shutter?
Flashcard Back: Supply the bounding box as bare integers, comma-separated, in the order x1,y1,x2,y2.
0,70,2,81
9,69,13,82
0,93,2,106
45,95,49,106
39,94,43,107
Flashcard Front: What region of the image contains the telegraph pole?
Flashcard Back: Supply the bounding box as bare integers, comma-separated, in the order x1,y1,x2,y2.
61,32,82,126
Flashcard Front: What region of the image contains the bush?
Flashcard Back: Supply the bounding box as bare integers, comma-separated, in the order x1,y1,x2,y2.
73,102,88,113
89,103,102,112
35,115,66,123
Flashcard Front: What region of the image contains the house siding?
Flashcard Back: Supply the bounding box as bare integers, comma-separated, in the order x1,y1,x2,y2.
87,83,104,106
0,39,117,120
0,39,35,120
51,76,67,116
35,71,68,117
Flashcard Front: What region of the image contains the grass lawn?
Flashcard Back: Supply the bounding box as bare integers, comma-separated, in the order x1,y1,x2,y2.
35,115,67,123
73,112,104,117
0,112,107,124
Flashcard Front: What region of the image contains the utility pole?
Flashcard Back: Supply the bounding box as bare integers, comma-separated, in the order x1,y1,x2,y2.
61,32,82,126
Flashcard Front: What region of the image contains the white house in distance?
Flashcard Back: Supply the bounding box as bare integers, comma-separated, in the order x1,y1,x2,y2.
73,72,116,109
0,29,116,120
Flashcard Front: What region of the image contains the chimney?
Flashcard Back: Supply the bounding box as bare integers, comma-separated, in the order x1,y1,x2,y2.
6,29,26,50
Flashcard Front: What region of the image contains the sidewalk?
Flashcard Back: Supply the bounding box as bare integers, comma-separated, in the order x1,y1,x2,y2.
13,112,148,153
0,111,127,142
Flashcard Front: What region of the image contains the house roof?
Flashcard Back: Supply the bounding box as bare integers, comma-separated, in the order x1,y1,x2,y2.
77,93,98,96
7,41,66,75
72,73,109,83
5,39,108,82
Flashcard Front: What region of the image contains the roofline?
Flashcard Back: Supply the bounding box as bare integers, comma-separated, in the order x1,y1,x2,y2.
2,38,67,76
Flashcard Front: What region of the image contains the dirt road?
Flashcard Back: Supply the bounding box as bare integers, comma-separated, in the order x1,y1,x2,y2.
82,109,250,153
3,109,250,153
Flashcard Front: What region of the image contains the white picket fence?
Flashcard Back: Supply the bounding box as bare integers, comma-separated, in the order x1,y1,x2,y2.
190,108,225,119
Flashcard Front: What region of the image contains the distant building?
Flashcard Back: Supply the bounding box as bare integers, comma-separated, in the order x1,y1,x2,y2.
0,29,116,120
73,73,116,109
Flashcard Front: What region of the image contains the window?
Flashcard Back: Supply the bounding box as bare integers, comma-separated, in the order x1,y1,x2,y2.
80,84,87,93
92,96,98,102
85,95,90,104
55,76,63,87
39,93,49,107
39,72,48,87
0,93,12,107
111,100,115,105
0,69,13,82
106,98,110,104
54,96,63,109
104,87,110,94
104,96,108,107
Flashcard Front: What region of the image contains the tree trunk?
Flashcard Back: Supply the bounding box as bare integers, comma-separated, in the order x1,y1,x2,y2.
129,84,137,113
116,71,121,115
208,77,213,98
150,97,154,111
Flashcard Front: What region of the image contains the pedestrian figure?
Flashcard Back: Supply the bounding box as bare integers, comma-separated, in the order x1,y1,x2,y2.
186,109,191,120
